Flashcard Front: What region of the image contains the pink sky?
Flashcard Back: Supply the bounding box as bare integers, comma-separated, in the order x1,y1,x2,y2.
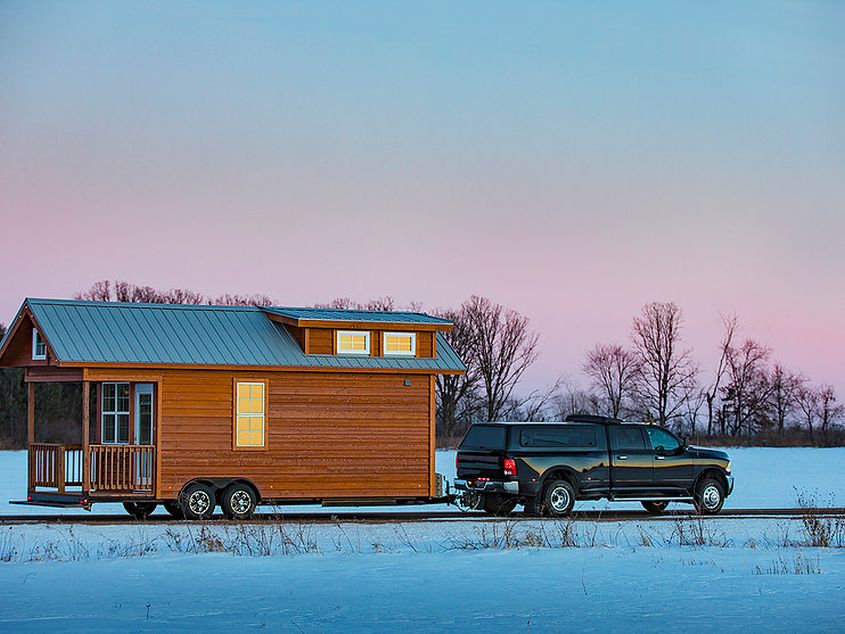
1,2,843,393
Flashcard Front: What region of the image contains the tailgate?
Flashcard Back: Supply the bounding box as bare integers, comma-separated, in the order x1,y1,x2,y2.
457,452,502,479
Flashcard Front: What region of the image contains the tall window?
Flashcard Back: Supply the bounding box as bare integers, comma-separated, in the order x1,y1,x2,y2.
102,382,130,444
32,328,46,360
383,332,416,357
236,382,265,448
336,330,371,355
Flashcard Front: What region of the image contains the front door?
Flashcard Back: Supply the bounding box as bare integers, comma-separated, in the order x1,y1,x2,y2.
645,426,692,492
608,425,653,490
134,384,154,445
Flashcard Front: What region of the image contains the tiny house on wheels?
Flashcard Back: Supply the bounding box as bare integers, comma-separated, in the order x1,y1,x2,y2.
0,298,464,519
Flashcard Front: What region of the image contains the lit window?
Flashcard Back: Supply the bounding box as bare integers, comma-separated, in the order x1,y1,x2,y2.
336,331,370,355
236,382,265,448
383,332,416,357
32,328,46,360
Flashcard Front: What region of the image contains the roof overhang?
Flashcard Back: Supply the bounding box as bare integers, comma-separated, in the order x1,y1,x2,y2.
263,312,453,332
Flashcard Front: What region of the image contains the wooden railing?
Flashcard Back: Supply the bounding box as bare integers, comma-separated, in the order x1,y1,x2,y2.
29,443,83,492
29,443,155,494
90,444,155,493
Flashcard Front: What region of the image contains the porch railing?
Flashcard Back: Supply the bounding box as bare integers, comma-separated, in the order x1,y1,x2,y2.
29,443,155,494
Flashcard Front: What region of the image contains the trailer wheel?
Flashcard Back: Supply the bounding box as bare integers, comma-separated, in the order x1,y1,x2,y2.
163,500,185,519
123,501,157,520
641,501,670,514
220,483,257,520
180,483,216,520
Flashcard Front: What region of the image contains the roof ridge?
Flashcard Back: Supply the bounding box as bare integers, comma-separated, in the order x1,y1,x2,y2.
26,298,261,311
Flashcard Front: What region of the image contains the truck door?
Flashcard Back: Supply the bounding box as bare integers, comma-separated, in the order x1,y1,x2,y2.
644,426,693,492
608,425,653,490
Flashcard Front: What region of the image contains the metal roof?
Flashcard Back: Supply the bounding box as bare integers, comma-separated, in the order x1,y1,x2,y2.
263,306,452,325
13,298,464,372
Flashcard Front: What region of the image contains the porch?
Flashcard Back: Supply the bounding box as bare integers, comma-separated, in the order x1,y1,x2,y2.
24,373,158,501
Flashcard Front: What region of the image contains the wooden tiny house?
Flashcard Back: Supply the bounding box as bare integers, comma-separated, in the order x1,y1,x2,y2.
0,299,464,519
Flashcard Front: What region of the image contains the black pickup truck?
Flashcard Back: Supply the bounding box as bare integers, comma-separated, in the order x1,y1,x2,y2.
454,416,733,516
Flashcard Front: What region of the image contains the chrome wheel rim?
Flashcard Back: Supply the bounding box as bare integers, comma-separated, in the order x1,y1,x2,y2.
188,491,211,515
230,490,252,515
549,486,570,512
702,485,721,510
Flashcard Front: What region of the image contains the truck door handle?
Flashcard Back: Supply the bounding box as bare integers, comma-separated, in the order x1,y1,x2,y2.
617,455,628,460
655,455,665,460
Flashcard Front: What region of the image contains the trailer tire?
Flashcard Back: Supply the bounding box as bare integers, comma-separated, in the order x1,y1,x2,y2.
180,483,216,520
164,500,185,519
123,501,157,520
220,482,258,520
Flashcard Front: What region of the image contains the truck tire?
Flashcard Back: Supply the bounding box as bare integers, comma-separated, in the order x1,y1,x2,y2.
123,501,157,520
641,501,669,514
540,480,576,517
220,482,258,520
694,478,725,514
481,494,517,517
179,482,216,520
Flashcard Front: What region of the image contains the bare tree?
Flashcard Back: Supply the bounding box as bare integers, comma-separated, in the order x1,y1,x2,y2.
210,294,274,306
463,296,539,422
797,384,820,445
552,380,601,419
704,314,738,435
434,306,481,438
582,343,639,418
768,364,805,437
0,322,6,339
817,384,845,446
316,297,397,311
75,280,273,306
721,338,772,436
630,302,699,429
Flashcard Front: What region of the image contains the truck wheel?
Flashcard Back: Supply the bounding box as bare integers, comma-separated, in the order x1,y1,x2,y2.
694,478,725,514
220,483,258,520
641,501,669,514
123,501,157,520
179,483,216,520
163,500,185,519
481,494,517,517
541,480,576,517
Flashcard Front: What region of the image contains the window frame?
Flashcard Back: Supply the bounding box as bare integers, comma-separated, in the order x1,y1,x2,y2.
31,328,46,360
609,425,647,450
101,382,131,445
336,330,371,356
233,379,267,450
382,332,417,357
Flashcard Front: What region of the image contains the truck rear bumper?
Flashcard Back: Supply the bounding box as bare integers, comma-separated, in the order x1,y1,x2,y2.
454,479,519,495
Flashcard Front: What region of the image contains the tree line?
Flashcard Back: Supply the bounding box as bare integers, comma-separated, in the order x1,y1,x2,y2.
0,281,841,448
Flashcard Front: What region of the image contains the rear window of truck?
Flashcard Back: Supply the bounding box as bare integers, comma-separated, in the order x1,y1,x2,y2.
460,425,506,451
520,426,598,448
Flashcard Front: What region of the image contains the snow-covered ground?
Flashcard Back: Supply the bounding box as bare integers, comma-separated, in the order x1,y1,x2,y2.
1,446,843,516
1,448,843,632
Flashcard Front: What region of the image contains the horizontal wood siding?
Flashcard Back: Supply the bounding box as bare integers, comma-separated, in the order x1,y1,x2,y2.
417,332,434,358
287,326,306,351
308,329,334,355
86,368,432,500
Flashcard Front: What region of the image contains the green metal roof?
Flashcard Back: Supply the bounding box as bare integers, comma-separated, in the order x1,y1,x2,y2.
5,298,464,372
263,306,452,325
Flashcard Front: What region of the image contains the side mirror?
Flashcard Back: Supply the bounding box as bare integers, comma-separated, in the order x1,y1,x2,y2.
681,436,689,450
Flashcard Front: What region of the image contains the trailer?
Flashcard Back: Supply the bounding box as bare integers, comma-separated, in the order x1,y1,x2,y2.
0,299,465,519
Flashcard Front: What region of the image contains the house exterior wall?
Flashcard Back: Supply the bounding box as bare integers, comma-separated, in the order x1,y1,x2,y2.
84,367,435,500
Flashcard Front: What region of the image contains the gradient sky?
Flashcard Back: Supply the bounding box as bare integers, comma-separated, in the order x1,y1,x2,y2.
1,1,843,392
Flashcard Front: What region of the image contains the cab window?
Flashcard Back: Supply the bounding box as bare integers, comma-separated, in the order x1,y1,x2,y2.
645,427,681,453
609,426,646,450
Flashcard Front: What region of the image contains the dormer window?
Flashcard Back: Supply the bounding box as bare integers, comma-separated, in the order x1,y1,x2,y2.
336,330,370,355
383,332,416,357
32,328,46,360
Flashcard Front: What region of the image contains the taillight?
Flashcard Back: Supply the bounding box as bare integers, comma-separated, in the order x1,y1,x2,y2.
455,454,459,471
503,458,517,476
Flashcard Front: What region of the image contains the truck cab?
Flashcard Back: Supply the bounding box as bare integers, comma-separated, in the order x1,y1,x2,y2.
454,416,733,516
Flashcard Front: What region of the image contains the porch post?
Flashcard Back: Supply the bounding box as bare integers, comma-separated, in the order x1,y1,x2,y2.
27,382,34,493
82,380,91,494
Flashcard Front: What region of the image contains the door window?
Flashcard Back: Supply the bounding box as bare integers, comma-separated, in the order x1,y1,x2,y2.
609,426,646,450
101,383,130,444
645,427,681,453
135,384,154,445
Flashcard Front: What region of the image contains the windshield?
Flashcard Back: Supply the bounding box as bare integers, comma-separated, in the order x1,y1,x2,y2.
459,425,506,451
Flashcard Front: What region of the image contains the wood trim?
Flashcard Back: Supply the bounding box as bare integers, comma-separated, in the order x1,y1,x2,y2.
24,367,84,383
264,312,452,332
232,378,269,451
331,331,337,356
129,384,136,446
432,333,437,359
82,381,90,494
303,328,311,355
154,382,162,498
27,382,34,493
95,383,102,444
429,374,436,497
58,362,464,375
